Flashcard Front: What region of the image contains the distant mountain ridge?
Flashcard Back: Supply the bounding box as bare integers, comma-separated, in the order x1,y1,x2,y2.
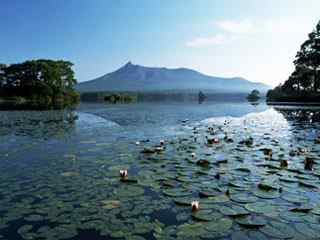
76,62,270,93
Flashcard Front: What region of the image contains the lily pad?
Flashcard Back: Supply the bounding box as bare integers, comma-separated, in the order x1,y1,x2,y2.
192,209,222,221
253,189,280,199
235,215,267,227
101,200,121,209
230,193,258,203
245,202,279,216
204,218,233,233
295,222,318,238
281,193,309,204
113,185,145,198
261,220,295,239
163,189,191,197
219,205,249,217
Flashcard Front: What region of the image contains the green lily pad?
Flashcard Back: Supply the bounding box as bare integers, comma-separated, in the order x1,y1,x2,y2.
258,179,279,191
173,197,193,206
245,202,279,216
208,194,230,203
113,185,144,198
204,218,233,233
231,231,269,240
177,223,207,238
192,209,222,221
163,188,191,197
230,193,258,203
281,193,309,204
253,189,280,199
101,200,121,209
295,223,318,238
280,211,307,222
219,205,249,216
261,220,295,239
235,215,267,227
311,204,320,215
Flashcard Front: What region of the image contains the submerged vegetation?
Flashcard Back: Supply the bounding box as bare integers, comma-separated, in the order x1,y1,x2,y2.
0,59,79,109
267,20,320,103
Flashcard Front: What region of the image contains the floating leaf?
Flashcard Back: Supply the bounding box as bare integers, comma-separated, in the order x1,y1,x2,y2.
219,205,249,217
192,209,222,221
281,193,309,204
204,218,233,233
261,220,295,239
235,215,267,227
230,193,257,203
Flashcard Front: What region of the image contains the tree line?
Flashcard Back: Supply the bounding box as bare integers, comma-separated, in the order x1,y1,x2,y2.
267,20,320,102
0,59,79,109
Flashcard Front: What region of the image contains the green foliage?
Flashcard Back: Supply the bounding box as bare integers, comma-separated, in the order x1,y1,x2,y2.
247,89,260,101
268,20,320,102
80,91,137,103
0,59,79,109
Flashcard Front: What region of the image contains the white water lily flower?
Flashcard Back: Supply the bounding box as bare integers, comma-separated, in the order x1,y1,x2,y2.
119,169,128,178
191,201,199,211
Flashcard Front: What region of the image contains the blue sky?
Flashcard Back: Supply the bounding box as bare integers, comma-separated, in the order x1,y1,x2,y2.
1,0,320,86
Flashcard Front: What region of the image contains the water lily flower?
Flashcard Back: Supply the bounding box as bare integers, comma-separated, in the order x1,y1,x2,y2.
160,139,165,145
155,146,165,152
191,201,199,211
135,141,140,145
207,138,219,144
119,169,128,178
191,152,196,158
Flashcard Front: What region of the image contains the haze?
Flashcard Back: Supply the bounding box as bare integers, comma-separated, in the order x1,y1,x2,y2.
1,0,320,86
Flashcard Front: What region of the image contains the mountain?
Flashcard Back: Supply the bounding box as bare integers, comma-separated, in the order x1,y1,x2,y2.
76,62,271,93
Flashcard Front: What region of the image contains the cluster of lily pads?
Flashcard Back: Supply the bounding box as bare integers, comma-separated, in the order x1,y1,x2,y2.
1,109,320,239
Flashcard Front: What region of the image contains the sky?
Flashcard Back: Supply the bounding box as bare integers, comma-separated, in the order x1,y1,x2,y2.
1,0,320,86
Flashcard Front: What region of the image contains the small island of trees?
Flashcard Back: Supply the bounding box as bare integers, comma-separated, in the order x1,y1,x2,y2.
267,20,320,103
0,59,79,109
247,89,260,101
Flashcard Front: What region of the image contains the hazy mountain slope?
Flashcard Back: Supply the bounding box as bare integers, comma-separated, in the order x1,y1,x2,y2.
76,62,270,93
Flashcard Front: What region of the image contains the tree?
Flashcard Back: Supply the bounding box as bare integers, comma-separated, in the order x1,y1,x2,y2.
294,20,320,91
0,59,79,108
0,64,6,88
267,20,320,102
247,89,260,101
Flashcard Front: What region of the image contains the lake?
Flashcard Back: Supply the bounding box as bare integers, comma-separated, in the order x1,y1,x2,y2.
1,101,320,239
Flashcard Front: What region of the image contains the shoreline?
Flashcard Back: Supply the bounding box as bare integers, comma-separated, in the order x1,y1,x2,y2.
267,101,320,106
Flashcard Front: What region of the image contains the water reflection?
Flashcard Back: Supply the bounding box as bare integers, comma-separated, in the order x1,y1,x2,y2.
248,101,260,106
0,110,78,139
274,106,320,123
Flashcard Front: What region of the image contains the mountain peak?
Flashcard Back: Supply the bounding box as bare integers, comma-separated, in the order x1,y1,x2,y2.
124,61,133,67
116,61,136,73
77,62,271,93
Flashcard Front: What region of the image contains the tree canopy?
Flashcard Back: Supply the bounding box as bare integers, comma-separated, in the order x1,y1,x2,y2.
267,20,320,102
247,89,260,101
0,59,79,109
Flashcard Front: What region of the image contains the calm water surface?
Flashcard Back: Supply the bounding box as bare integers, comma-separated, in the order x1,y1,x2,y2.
1,101,320,240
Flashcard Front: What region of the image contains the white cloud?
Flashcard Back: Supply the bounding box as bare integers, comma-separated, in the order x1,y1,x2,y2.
215,19,254,34
186,34,226,47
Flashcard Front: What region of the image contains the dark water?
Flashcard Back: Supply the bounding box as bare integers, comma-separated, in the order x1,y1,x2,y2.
1,101,320,240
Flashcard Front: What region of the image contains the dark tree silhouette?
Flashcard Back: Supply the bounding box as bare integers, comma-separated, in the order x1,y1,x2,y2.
267,20,320,102
247,89,260,101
